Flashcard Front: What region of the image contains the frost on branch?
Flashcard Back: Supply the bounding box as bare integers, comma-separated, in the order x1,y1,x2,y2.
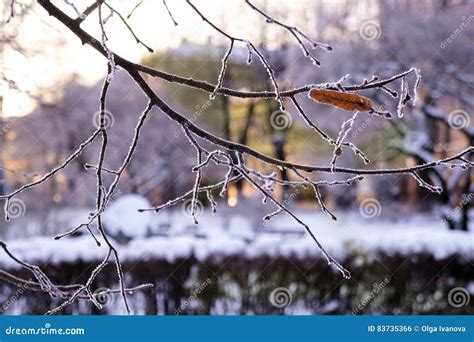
0,0,472,314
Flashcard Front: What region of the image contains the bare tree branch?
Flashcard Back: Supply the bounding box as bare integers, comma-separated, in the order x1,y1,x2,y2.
0,0,471,314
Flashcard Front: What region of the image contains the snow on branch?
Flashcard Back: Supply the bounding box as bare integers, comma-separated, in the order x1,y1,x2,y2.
185,0,285,109
245,0,331,66
1,0,472,314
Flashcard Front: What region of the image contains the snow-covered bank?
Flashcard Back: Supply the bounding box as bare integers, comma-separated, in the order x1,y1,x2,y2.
0,210,472,269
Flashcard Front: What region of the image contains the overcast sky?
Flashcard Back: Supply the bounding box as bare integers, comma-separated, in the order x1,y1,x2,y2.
2,0,315,117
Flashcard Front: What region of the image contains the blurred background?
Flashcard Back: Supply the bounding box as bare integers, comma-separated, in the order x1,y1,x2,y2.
0,0,472,315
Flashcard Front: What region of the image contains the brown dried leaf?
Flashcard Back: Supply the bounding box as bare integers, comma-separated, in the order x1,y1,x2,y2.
308,89,373,112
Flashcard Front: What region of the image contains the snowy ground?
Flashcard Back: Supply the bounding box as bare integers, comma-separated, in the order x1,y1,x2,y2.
1,208,472,269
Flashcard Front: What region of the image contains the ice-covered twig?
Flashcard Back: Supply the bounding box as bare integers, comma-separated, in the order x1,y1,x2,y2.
245,0,331,66
104,2,154,52
0,270,152,300
186,0,285,109
291,97,369,164
6,0,16,23
233,165,351,278
292,168,337,221
410,172,442,194
211,41,234,99
330,112,359,172
0,131,100,202
75,0,104,23
183,126,204,224
0,242,62,298
162,0,178,25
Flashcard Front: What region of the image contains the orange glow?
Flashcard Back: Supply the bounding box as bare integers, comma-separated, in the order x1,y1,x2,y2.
227,184,238,207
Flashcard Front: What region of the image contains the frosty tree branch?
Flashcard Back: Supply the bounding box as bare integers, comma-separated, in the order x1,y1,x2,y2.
0,0,472,314
245,0,331,66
